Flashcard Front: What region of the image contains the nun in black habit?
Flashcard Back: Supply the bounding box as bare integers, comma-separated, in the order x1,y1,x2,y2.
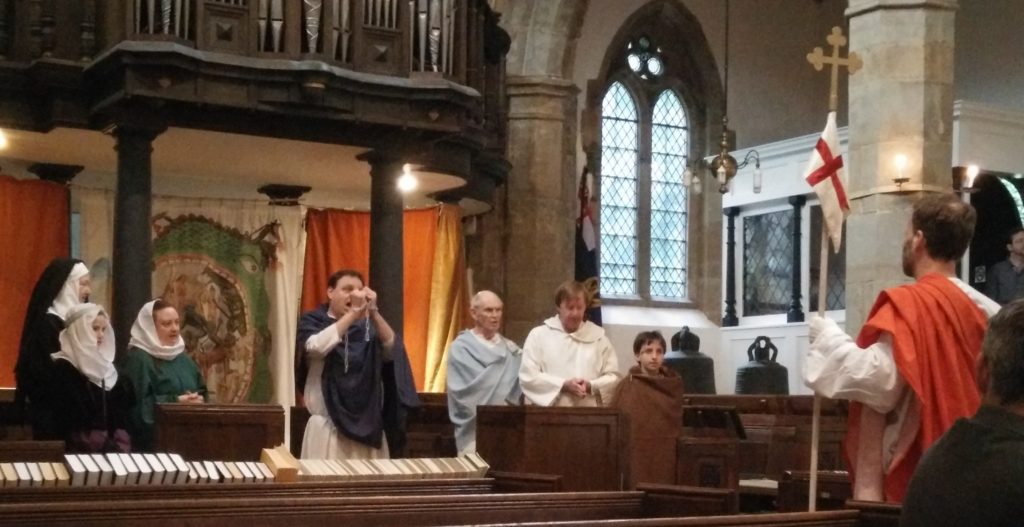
14,258,91,440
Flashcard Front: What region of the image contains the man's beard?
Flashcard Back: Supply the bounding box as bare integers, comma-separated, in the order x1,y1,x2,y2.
902,238,914,278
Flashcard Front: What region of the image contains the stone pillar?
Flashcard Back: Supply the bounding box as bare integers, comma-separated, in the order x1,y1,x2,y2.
361,150,405,331
502,75,578,342
112,119,165,356
844,0,957,331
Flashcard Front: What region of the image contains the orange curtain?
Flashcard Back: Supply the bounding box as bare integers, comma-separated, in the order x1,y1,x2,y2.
300,207,439,390
0,175,69,388
423,205,471,392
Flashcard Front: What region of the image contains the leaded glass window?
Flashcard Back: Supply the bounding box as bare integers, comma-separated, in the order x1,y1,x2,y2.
650,91,688,298
743,210,794,316
809,205,846,311
600,82,639,296
597,32,691,304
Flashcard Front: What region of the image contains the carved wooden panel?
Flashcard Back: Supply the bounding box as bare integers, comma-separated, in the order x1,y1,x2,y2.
476,405,629,492
200,2,249,54
155,403,284,461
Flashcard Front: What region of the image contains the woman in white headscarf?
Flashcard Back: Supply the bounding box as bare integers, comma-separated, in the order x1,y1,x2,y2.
15,258,91,440
121,299,207,451
49,303,134,453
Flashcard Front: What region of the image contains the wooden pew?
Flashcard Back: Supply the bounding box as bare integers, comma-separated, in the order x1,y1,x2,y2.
440,510,863,527
155,403,284,461
406,392,458,457
489,470,563,493
0,477,498,503
680,395,848,479
777,470,852,512
845,500,901,527
0,441,64,462
0,485,738,526
477,405,629,492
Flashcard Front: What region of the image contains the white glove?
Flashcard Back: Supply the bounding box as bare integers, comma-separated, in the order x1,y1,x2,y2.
808,314,840,342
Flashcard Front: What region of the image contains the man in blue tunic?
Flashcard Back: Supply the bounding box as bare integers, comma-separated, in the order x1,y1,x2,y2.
295,269,419,459
446,290,522,454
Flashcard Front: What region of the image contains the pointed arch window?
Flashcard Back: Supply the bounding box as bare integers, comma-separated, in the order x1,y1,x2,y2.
599,82,640,296
598,81,689,301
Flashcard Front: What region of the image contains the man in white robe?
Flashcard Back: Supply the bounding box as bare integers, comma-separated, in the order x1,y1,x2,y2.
520,280,620,407
446,290,523,454
803,194,999,502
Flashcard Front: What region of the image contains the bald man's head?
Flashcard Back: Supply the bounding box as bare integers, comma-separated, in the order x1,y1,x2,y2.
470,290,504,339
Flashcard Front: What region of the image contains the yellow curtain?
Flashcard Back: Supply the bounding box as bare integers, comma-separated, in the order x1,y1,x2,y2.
422,204,471,392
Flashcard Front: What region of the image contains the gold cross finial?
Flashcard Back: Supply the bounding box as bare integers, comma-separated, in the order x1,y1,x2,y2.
807,26,863,112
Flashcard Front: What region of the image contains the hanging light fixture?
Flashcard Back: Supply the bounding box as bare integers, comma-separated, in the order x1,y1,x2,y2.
681,0,760,194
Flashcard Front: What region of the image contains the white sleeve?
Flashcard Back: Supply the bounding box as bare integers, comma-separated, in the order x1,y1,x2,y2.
305,324,342,358
803,327,905,414
518,331,566,407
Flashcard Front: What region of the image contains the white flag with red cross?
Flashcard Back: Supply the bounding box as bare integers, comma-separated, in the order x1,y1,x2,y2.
804,111,850,251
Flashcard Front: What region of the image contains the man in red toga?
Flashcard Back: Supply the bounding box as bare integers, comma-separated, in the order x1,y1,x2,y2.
803,193,1000,502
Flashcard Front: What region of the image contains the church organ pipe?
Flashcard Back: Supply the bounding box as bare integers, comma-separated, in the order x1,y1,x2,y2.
80,0,97,60
146,0,155,35
427,0,440,71
723,207,740,327
271,0,284,53
173,0,183,39
40,0,54,57
787,195,806,323
161,0,171,35
0,0,9,59
408,0,414,70
28,0,42,57
417,0,426,71
304,0,323,53
340,0,350,61
258,0,267,51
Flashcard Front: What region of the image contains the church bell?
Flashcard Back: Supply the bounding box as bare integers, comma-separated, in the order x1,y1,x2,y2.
664,326,716,394
734,336,789,395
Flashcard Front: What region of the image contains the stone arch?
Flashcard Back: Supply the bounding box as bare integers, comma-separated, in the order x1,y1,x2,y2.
494,0,589,78
586,0,724,158
583,0,725,318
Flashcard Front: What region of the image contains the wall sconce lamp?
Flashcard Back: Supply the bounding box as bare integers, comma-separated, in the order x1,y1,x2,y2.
952,164,980,194
893,154,909,190
682,118,762,194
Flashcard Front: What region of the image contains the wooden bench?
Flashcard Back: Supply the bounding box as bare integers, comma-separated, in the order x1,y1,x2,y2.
845,500,901,527
0,484,738,526
681,395,848,479
0,477,498,503
777,470,852,512
438,510,863,527
0,440,64,462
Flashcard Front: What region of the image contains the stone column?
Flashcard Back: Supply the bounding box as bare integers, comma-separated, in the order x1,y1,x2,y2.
112,119,165,356
360,150,405,330
502,75,578,342
844,0,957,331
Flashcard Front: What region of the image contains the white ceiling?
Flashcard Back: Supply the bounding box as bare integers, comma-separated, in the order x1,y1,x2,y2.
0,126,485,212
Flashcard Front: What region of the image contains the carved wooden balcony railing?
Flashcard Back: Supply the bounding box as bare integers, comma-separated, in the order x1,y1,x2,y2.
0,0,508,157
0,1,493,83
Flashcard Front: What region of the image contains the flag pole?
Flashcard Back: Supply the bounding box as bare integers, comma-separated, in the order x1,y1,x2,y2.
805,25,860,513
809,227,829,512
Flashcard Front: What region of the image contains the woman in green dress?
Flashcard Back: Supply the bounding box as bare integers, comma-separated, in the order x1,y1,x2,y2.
121,299,207,451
